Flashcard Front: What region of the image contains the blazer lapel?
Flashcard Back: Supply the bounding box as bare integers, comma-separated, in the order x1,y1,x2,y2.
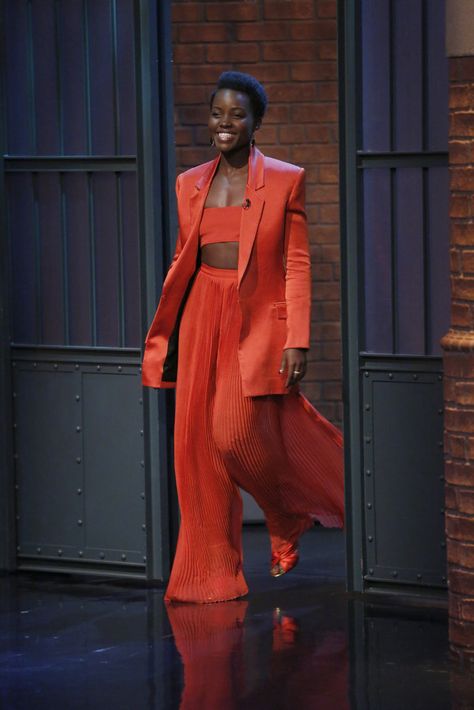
182,155,221,263
238,146,266,288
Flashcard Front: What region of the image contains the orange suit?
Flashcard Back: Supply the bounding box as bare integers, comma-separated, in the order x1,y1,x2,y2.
141,145,344,604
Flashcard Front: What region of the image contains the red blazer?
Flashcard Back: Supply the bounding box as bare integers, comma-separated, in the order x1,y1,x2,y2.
141,146,311,396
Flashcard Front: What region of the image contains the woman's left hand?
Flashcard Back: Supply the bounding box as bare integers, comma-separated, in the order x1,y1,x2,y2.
279,348,307,387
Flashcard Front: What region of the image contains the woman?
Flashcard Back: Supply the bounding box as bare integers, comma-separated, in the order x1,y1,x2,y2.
142,71,344,603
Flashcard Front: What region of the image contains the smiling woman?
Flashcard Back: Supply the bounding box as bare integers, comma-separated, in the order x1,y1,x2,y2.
141,71,345,603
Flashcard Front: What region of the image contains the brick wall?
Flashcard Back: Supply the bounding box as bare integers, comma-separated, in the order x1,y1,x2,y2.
171,0,342,428
442,55,474,666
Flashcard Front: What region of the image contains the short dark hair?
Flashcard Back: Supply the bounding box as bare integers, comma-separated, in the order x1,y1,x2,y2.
210,71,268,124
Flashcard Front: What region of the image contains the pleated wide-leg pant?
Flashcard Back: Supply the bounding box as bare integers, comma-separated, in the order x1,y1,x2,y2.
165,263,344,603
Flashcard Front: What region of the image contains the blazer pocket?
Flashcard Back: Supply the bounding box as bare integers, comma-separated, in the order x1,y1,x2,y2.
274,301,287,319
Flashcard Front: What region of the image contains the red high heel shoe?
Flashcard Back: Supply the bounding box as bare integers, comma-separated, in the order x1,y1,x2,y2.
270,547,299,577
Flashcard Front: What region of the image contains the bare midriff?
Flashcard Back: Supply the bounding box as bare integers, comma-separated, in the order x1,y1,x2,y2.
201,242,239,269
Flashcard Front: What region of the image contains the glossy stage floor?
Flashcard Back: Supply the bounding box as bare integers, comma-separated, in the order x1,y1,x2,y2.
1,525,473,709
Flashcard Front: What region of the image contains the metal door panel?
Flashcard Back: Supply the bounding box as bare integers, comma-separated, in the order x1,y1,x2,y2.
14,366,83,556
363,365,446,586
82,368,145,560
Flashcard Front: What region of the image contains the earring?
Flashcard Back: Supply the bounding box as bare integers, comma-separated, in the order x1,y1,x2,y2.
209,137,215,146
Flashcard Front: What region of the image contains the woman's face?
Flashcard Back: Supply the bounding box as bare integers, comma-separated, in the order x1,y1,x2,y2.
208,88,259,154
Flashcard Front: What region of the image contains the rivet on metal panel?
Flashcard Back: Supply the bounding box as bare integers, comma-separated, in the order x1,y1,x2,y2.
76,426,81,432
13,423,17,429
139,398,143,405
143,556,146,562
97,365,101,371
15,483,19,490
364,371,369,377
100,552,105,559
365,469,371,476
413,374,418,380
367,502,372,509
442,576,446,583
78,551,83,557
392,570,398,577
438,408,443,414
121,554,127,561
438,375,442,381
75,364,79,370
142,524,146,531
139,367,142,373
77,488,82,495
140,429,144,436
12,392,16,398
141,492,145,499
364,404,370,411
365,436,371,444
118,365,122,372
368,535,373,542
58,549,63,556
388,373,393,379
368,568,374,574
77,520,83,526
437,441,443,448
54,363,58,370
33,362,37,368
75,395,80,402
417,574,422,580
140,460,145,467
76,457,81,464
36,547,41,554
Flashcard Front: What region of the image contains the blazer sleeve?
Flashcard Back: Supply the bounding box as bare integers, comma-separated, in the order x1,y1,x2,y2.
283,167,312,350
167,173,184,273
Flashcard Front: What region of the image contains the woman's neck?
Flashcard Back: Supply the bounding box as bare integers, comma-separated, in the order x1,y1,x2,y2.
218,144,250,175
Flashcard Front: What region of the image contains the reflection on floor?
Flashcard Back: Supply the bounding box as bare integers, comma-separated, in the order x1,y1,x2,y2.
1,526,473,709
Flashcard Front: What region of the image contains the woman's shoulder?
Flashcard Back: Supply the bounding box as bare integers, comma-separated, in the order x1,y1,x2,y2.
176,159,216,186
262,154,304,180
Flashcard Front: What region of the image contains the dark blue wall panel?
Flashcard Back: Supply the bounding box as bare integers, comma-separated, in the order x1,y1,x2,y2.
427,0,449,151
361,0,391,152
360,0,449,357
7,174,38,343
427,167,451,354
60,0,89,154
393,0,423,152
395,168,424,353
363,169,393,352
64,173,93,345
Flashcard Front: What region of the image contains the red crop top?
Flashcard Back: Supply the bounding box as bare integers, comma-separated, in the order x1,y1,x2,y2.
199,206,241,247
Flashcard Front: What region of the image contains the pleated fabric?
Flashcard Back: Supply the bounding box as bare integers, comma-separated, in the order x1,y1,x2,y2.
165,263,344,604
